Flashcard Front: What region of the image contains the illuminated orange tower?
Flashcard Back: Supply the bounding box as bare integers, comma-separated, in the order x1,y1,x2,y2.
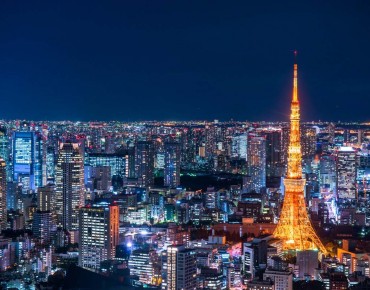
273,53,327,254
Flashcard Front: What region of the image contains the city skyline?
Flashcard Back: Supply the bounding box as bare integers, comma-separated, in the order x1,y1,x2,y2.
1,1,370,122
1,2,370,289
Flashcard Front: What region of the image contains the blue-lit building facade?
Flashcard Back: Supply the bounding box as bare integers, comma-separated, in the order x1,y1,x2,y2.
12,132,44,191
86,152,127,179
12,132,36,191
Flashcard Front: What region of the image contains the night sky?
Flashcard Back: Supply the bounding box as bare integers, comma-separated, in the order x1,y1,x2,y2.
1,1,369,122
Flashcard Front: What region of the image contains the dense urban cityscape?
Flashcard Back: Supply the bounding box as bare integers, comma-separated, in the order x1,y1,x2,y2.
0,58,369,290
1,1,370,290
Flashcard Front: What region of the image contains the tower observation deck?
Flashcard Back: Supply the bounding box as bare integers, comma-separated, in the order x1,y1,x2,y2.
273,55,327,255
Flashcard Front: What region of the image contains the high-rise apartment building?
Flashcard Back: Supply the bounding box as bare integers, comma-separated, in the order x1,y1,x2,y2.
79,203,119,270
164,142,181,188
55,142,84,231
167,245,197,290
247,136,266,192
135,141,155,188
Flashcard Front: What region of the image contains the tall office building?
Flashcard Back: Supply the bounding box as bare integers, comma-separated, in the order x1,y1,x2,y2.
0,127,10,181
296,250,318,279
243,239,267,279
46,146,55,182
336,147,357,199
356,152,370,195
231,134,248,160
247,136,266,192
32,211,52,244
135,141,155,188
167,245,197,290
0,159,7,231
128,249,160,285
320,154,337,194
12,131,36,191
34,134,44,188
301,126,317,160
205,125,216,158
37,185,54,212
55,142,84,231
85,166,111,191
86,152,128,179
79,203,119,270
164,142,181,188
265,130,282,176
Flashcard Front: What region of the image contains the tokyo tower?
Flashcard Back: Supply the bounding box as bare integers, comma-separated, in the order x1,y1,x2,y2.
273,54,327,255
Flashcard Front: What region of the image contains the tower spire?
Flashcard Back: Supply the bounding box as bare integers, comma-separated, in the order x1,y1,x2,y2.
273,56,327,255
293,51,298,102
287,53,302,179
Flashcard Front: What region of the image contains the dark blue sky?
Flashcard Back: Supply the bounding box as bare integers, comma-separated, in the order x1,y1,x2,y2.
1,1,369,122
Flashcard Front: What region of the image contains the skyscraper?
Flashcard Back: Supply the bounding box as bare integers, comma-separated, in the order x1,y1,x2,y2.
301,126,317,160
243,239,267,279
34,134,45,188
135,141,155,188
32,211,52,244
231,134,248,160
37,185,54,212
46,146,55,182
164,142,181,188
79,203,119,270
12,131,36,191
247,136,266,192
357,152,370,196
167,245,197,290
55,142,84,231
273,57,327,254
265,130,282,177
0,127,10,181
336,147,357,199
0,159,7,231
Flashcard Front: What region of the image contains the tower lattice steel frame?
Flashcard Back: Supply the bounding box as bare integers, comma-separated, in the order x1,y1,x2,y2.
273,55,327,255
